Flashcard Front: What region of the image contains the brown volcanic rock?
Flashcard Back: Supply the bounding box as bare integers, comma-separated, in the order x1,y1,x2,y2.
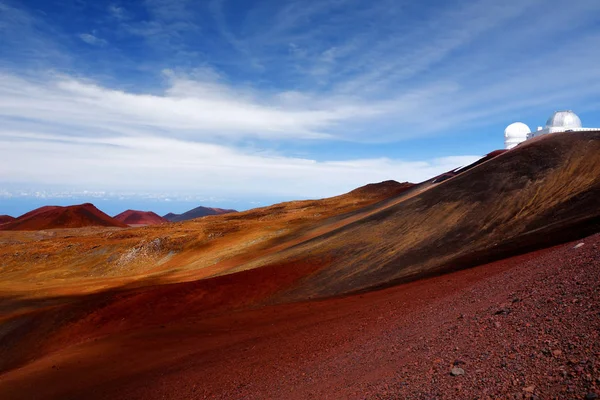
114,210,168,226
163,206,237,222
0,203,128,231
0,215,15,224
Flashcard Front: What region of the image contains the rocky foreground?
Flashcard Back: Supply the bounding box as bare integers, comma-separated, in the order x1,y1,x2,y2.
2,233,599,399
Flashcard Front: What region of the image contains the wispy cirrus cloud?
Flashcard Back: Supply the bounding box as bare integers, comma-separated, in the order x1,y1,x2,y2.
108,5,128,20
0,70,388,141
79,33,108,46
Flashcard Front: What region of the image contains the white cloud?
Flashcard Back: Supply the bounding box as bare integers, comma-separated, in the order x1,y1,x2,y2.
108,5,128,20
0,131,480,199
0,71,397,141
0,70,480,200
79,33,108,46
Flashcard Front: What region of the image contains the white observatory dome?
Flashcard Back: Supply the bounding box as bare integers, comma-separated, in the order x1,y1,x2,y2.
545,110,582,129
504,122,530,149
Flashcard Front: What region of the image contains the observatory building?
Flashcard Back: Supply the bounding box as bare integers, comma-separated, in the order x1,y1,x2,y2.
504,110,598,149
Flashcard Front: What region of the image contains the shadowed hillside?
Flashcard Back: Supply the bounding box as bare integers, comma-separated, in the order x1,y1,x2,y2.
0,215,15,224
260,131,600,301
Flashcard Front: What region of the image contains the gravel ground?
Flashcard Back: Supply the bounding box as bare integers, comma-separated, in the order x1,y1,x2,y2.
1,234,599,400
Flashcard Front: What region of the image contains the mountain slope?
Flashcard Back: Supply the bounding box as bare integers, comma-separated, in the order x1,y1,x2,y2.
0,215,15,224
255,131,600,301
163,206,237,222
0,203,128,231
114,210,168,226
1,233,598,399
0,180,416,296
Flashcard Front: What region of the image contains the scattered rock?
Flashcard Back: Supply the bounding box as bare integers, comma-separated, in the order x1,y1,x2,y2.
450,367,465,376
541,348,551,356
574,243,585,249
552,349,562,357
585,393,598,400
495,308,511,315
523,385,535,393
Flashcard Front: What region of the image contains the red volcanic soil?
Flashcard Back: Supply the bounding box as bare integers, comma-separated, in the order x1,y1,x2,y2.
1,234,598,399
163,206,237,222
0,215,15,224
0,203,128,231
113,210,168,226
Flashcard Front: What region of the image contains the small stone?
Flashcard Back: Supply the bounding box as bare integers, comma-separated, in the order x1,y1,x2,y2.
574,243,585,249
494,321,501,328
523,385,535,393
451,367,465,376
585,393,598,400
552,349,562,357
541,349,551,356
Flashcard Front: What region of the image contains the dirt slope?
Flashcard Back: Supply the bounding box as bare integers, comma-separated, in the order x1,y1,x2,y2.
113,210,168,226
0,215,15,224
0,204,128,231
256,131,600,301
0,181,415,298
1,233,598,400
163,206,237,222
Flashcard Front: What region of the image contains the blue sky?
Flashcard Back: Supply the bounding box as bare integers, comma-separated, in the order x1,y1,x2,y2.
1,0,600,217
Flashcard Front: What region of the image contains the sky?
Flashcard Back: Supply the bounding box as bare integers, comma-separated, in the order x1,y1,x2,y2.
1,0,600,217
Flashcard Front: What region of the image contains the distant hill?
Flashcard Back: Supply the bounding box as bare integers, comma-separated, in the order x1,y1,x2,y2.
163,206,238,222
114,210,169,226
0,215,15,224
0,203,128,231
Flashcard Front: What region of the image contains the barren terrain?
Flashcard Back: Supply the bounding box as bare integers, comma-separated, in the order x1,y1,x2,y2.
1,233,598,399
0,131,599,399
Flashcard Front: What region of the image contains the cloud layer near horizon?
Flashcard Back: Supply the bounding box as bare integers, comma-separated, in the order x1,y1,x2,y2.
0,130,479,200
